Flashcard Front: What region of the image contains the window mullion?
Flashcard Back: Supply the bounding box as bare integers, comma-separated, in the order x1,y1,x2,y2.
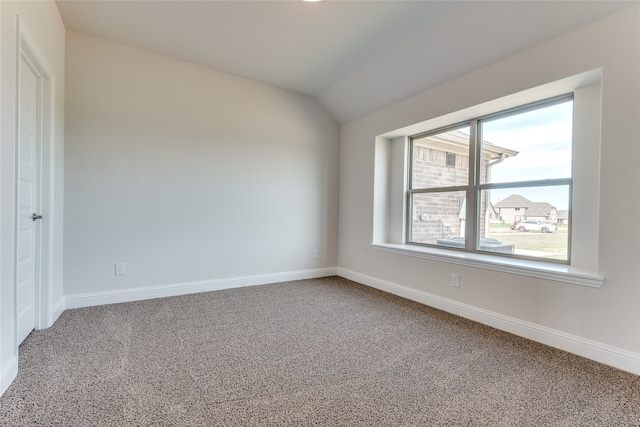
465,120,479,251
477,178,572,191
409,186,469,195
406,138,415,243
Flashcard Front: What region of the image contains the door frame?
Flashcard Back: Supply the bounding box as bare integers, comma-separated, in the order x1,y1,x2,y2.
14,19,56,343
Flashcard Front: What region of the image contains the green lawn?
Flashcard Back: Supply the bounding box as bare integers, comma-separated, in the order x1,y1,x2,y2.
489,223,513,229
488,227,569,260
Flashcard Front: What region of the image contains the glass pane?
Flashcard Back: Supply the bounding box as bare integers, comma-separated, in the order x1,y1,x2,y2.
410,191,466,245
480,99,573,184
412,126,470,189
480,186,570,261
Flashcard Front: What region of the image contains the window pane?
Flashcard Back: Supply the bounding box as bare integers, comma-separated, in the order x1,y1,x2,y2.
480,186,570,261
480,99,573,184
412,126,470,189
410,191,466,245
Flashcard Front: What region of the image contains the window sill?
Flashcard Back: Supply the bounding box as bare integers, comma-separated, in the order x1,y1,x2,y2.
370,243,603,288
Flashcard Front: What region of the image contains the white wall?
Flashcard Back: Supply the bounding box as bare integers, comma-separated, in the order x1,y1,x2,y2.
0,0,65,395
338,6,640,372
63,32,339,302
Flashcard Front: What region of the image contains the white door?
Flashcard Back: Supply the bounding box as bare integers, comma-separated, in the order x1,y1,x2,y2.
16,57,40,344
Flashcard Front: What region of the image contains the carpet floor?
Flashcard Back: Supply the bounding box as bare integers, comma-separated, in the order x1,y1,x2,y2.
1,276,638,426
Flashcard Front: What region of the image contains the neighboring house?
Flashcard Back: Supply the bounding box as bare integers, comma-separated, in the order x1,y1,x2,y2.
411,131,518,242
487,203,500,224
557,210,569,225
494,194,559,224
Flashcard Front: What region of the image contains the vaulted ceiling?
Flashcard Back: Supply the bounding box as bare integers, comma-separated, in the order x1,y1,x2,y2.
56,1,635,123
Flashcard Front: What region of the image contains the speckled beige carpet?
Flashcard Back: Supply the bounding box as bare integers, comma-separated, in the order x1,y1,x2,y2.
1,276,638,426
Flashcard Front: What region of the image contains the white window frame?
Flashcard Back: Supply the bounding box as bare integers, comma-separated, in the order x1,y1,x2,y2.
371,70,603,288
406,95,573,264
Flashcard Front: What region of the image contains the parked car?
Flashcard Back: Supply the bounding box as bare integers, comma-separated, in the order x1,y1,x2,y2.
512,220,557,233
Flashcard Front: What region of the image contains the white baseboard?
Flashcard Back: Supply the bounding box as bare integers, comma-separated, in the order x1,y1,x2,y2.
1,356,18,397
65,267,338,310
50,297,65,325
337,267,640,375
38,297,66,330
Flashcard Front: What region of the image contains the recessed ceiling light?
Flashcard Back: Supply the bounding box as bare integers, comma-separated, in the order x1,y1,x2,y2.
303,0,323,2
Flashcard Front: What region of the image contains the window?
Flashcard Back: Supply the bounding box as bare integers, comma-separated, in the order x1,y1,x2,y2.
372,70,602,286
446,152,456,167
407,96,573,263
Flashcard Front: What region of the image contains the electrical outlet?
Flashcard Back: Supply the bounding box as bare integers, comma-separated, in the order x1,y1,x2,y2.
312,249,318,259
115,262,126,276
451,273,460,288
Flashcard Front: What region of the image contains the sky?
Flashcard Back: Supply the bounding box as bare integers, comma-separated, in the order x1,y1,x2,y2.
482,99,573,210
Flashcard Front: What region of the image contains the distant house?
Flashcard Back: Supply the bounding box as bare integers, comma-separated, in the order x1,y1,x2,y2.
557,210,569,225
487,203,500,224
494,194,558,224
